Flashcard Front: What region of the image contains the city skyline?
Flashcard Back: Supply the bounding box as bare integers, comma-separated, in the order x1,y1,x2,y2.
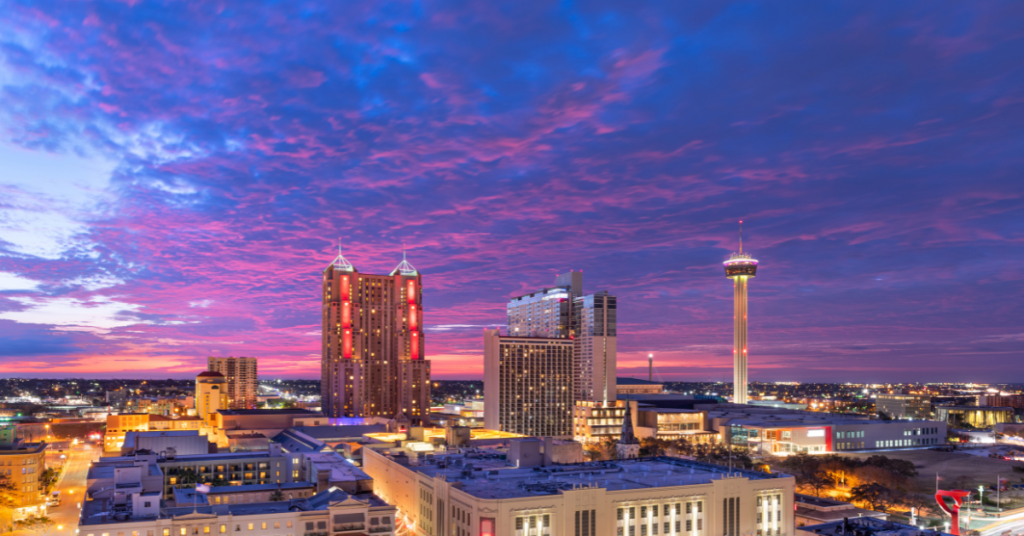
1,2,1022,382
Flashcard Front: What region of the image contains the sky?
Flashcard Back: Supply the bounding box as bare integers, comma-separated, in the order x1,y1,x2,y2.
0,1,1022,382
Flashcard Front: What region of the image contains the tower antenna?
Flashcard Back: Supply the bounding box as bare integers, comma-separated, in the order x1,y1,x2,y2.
739,220,743,254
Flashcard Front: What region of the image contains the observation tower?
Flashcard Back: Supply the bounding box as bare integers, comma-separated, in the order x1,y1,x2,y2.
724,221,758,404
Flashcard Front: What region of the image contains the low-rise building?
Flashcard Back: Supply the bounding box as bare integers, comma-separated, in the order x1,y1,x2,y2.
0,439,48,520
796,517,952,536
79,487,396,536
104,414,207,453
793,494,885,528
89,446,301,500
122,430,213,456
935,406,1015,428
364,439,795,536
616,378,665,395
874,394,932,420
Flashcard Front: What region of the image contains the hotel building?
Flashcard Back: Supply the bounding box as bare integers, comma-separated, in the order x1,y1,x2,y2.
484,330,574,437
364,440,796,536
506,271,617,404
207,357,258,409
321,248,431,426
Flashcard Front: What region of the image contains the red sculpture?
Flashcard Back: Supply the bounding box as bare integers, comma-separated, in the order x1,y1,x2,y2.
935,490,971,536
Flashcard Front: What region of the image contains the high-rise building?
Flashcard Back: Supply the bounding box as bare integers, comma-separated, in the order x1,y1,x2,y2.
483,329,573,437
573,291,617,403
506,271,581,338
196,371,228,428
321,248,430,426
506,270,616,404
724,222,758,405
207,356,258,409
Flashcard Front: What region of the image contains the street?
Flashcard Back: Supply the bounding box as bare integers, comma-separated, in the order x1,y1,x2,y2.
12,441,95,536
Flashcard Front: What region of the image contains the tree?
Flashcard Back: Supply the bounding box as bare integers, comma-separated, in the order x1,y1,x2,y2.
269,490,284,502
851,483,896,512
0,472,17,534
16,515,56,535
40,468,59,492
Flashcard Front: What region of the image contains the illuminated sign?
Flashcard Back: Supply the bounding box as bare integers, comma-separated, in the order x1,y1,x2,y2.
807,429,825,438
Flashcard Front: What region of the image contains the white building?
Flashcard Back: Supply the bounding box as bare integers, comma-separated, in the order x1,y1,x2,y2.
79,487,396,536
364,440,796,536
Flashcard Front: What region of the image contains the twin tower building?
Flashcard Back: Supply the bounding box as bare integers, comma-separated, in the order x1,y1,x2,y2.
320,248,616,438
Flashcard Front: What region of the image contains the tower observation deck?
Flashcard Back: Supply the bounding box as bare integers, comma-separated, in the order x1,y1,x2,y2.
724,222,757,404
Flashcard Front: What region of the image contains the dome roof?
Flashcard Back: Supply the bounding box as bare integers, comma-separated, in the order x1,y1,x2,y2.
196,371,224,378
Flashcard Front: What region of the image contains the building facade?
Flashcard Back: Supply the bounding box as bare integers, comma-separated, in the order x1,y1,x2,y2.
79,487,396,536
874,394,932,420
979,395,1024,409
364,446,796,536
935,406,1014,428
0,439,47,520
321,249,431,426
573,291,617,403
484,330,574,437
207,357,258,409
724,417,946,455
197,371,229,429
506,271,617,405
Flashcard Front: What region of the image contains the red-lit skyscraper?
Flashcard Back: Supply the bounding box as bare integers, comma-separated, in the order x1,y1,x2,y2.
321,247,430,425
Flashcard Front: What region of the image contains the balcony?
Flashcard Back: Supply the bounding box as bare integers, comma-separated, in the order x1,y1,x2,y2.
334,524,365,533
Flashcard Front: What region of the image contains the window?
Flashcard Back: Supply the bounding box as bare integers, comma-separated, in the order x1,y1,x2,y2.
516,518,524,531
164,531,170,536
286,522,292,529
180,529,186,536
641,507,647,518
686,521,692,532
247,525,253,531
274,524,280,530
630,508,636,518
204,528,210,534
144,502,152,508
641,526,647,536
261,524,266,530
653,506,659,517
663,523,670,534
544,515,550,528
686,504,691,515
220,526,226,534
618,509,624,521
675,504,681,515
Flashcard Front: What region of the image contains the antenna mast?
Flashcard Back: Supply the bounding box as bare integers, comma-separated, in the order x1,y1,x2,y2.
739,220,743,254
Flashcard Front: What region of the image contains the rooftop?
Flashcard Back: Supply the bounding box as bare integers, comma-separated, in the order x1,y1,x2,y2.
616,377,664,386
382,450,784,499
218,409,320,416
81,488,391,526
799,518,952,536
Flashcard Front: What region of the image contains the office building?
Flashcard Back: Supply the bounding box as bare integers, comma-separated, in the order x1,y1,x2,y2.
196,371,229,428
483,330,574,437
506,271,617,404
321,248,431,426
364,441,796,536
874,393,933,420
935,406,1014,428
207,357,258,409
0,439,47,520
712,405,946,455
723,222,758,405
979,394,1024,409
574,291,617,403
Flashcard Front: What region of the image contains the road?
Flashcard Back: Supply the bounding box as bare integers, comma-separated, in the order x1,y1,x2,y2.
12,442,95,536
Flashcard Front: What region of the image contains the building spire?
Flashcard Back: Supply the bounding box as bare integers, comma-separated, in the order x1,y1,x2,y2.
329,238,354,272
391,245,419,276
739,220,743,254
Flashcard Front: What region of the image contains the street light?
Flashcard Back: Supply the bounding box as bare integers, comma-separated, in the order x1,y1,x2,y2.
978,485,984,514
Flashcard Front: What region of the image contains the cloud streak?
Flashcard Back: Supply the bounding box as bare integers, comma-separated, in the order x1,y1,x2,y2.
0,1,1022,382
